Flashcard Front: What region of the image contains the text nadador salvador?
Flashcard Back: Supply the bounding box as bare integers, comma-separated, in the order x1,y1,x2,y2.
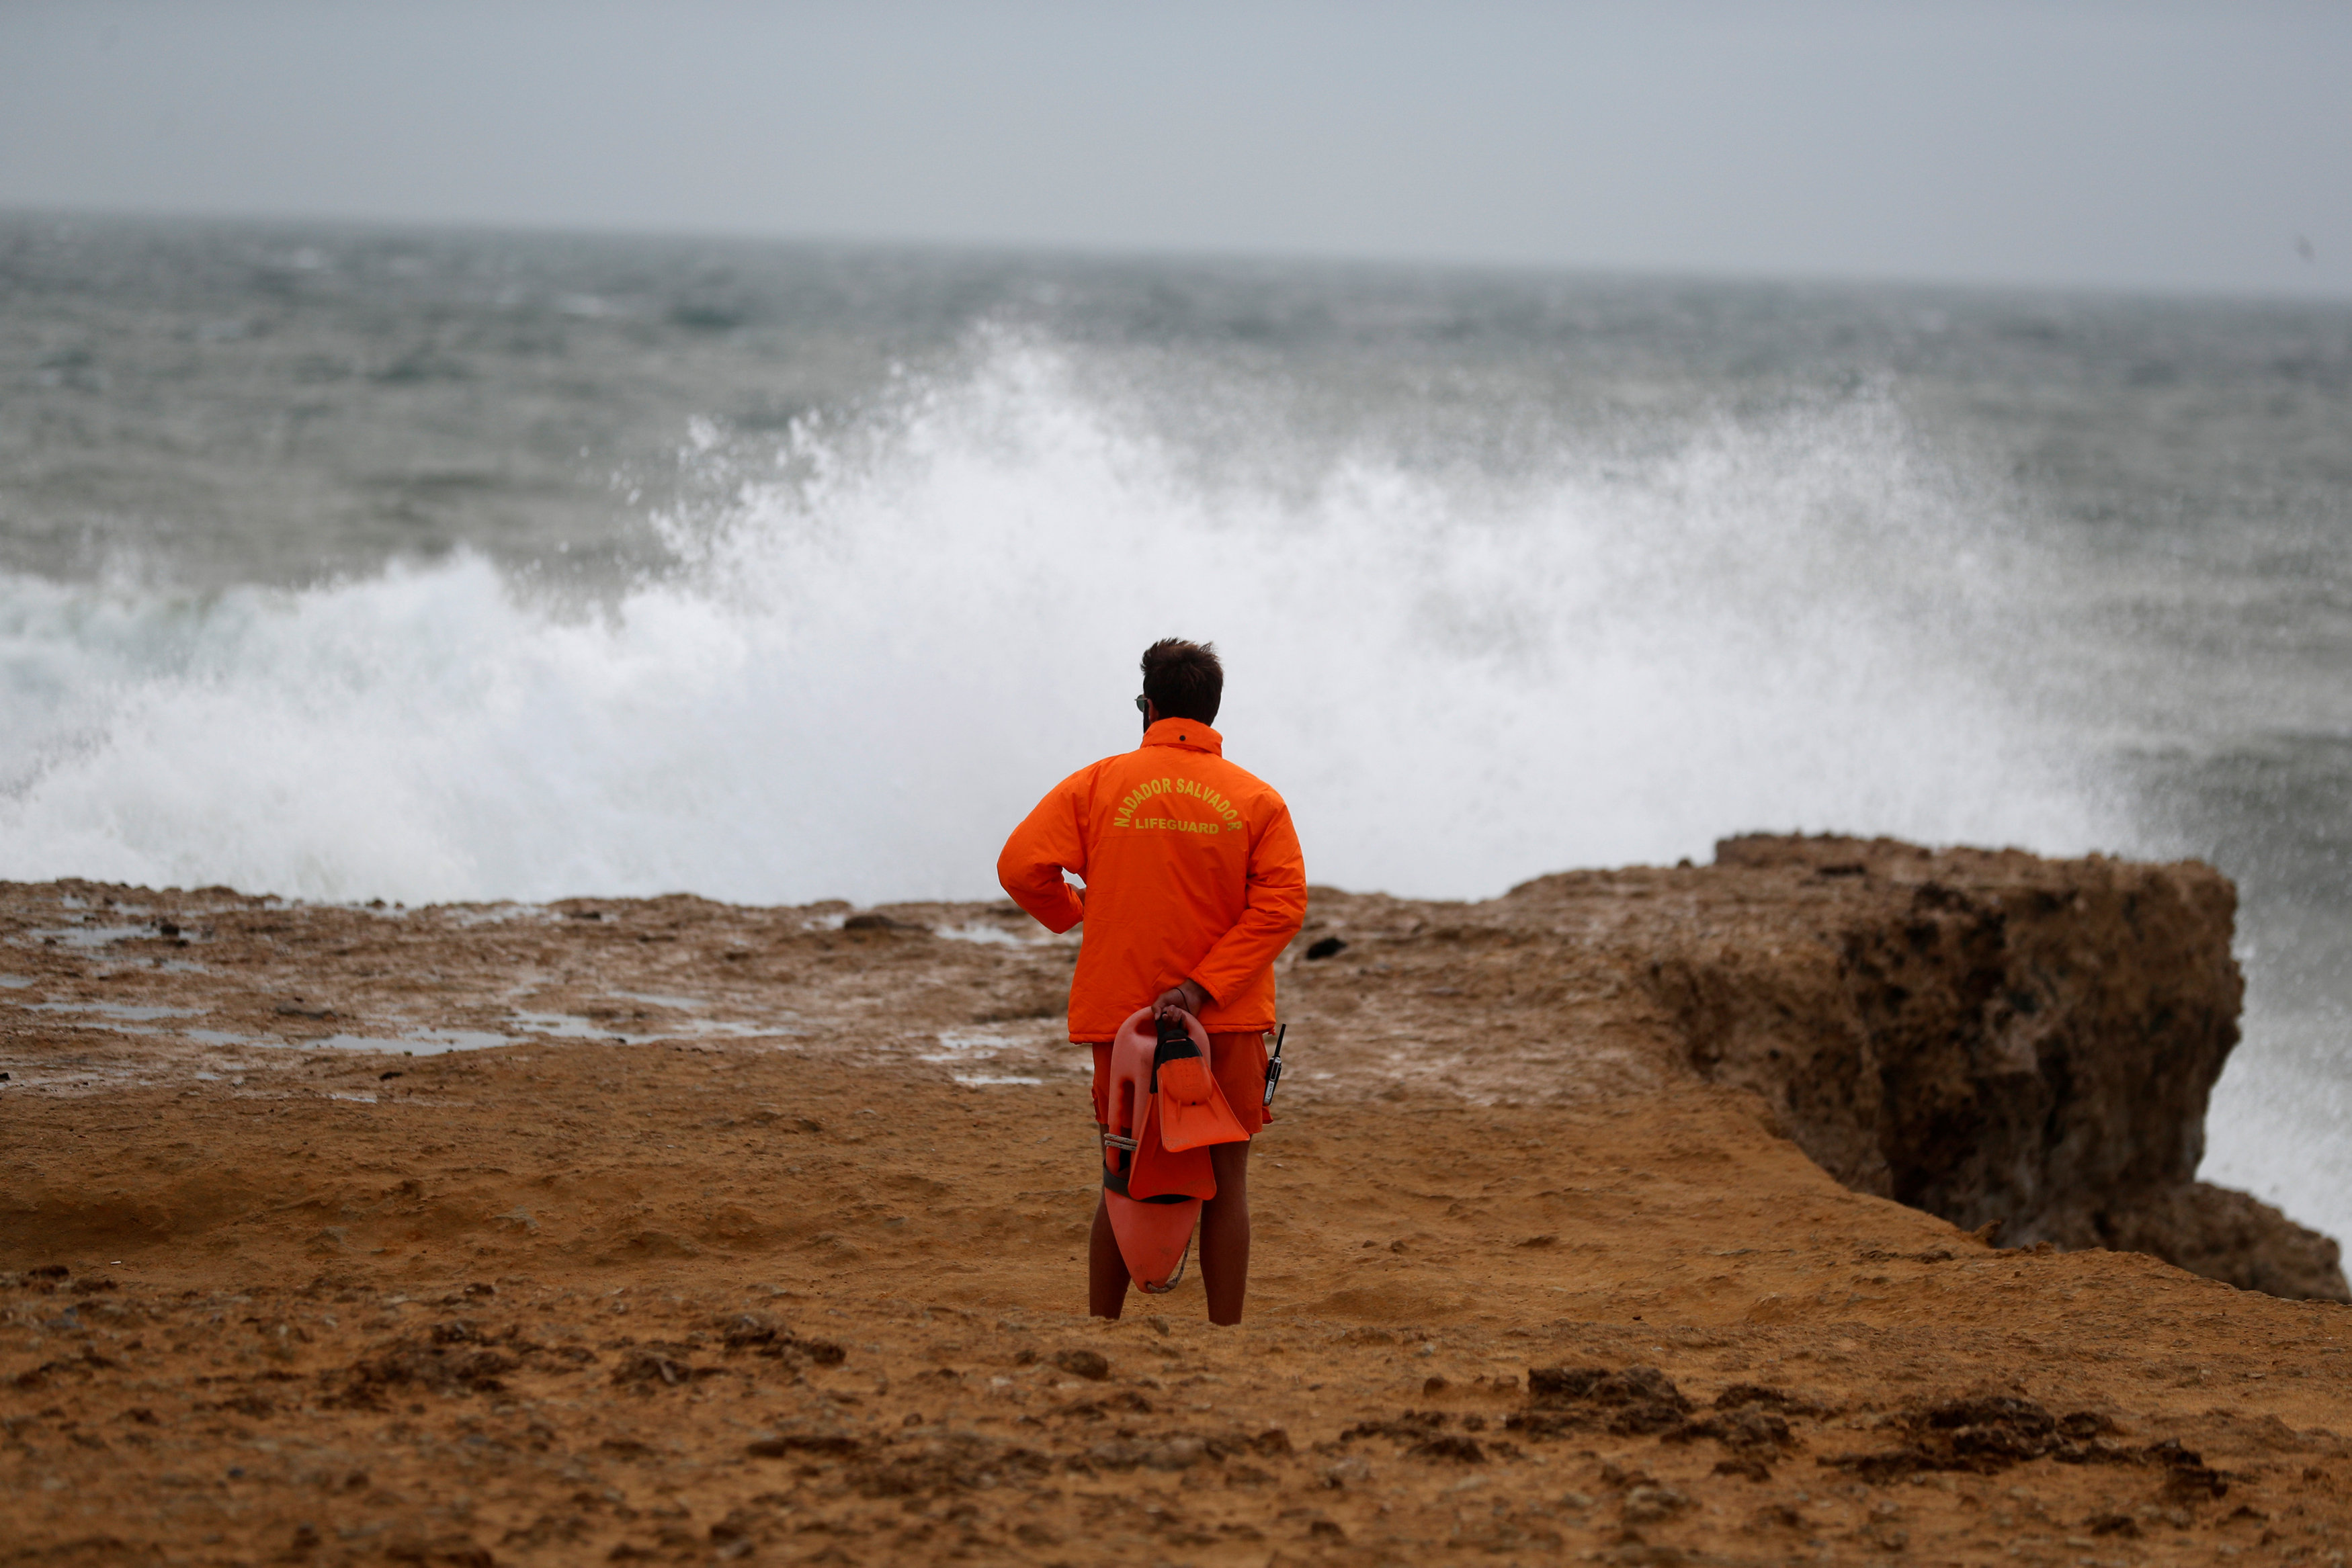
1113,777,1247,835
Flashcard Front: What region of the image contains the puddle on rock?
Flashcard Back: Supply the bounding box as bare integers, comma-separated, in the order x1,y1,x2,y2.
440,904,555,928
22,1002,204,1021
18,925,159,949
310,1029,515,1055
507,1007,792,1045
921,1028,1021,1064
613,991,710,1012
186,1029,265,1047
936,923,1038,947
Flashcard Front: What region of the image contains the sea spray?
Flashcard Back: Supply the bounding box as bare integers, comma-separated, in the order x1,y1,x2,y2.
0,334,2113,906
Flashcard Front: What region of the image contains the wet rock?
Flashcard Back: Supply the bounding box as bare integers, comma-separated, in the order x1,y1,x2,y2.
1054,1387,1153,1420
1081,1438,1145,1470
1819,1393,2189,1483
1713,1383,1833,1418
326,1336,517,1407
1623,1485,1691,1525
1671,1403,1792,1455
853,1431,1051,1495
1511,1364,1695,1438
745,1430,862,1460
1517,1368,1814,1471
1527,1364,1691,1413
1341,1409,1450,1443
382,1533,493,1567
2148,1439,2230,1501
610,1348,711,1387
1407,1434,1486,1463
714,1311,846,1366
1659,834,2347,1301
1146,1436,1206,1471
1050,1348,1109,1381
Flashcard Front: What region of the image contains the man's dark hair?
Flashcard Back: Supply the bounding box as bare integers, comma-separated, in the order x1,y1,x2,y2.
1141,638,1222,725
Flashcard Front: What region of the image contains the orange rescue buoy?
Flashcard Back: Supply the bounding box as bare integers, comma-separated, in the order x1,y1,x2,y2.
1099,1006,1208,1292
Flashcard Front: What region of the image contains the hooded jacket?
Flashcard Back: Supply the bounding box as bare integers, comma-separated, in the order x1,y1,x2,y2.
997,717,1307,1041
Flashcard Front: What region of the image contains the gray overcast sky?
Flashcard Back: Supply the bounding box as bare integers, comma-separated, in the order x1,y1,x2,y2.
3,1,2347,297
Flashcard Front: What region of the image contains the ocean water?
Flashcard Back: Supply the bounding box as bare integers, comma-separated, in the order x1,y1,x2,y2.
1,215,2346,1245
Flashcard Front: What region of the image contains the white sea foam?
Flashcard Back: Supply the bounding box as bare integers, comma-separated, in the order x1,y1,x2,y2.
2201,1000,2352,1249
0,334,2118,910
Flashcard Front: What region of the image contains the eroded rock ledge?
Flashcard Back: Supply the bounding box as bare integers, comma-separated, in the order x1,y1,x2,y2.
1604,834,2346,1302
0,832,2335,1306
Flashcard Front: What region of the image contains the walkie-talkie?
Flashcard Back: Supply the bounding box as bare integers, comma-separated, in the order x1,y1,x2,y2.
1263,1023,1286,1107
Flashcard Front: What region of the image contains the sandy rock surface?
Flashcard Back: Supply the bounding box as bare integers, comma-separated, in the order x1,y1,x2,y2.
3,863,2349,1566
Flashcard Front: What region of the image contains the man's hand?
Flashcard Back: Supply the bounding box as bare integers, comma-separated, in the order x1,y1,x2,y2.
1153,978,1210,1020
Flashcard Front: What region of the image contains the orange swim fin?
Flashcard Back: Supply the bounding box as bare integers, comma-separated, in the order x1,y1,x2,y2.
1152,1013,1251,1152
1126,1089,1215,1199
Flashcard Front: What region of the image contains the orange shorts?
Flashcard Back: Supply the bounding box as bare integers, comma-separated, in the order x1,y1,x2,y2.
1089,1031,1269,1137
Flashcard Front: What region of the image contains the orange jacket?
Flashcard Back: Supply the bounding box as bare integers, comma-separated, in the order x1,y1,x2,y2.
997,718,1307,1041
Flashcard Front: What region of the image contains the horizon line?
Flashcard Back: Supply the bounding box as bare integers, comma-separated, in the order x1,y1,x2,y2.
7,199,2348,314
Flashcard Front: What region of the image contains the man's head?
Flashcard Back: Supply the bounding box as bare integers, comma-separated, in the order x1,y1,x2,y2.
1140,638,1222,726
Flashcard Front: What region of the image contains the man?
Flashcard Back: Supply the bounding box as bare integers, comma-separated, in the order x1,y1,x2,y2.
996,639,1307,1325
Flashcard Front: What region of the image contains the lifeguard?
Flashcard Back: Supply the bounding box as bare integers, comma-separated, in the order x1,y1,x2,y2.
997,639,1307,1325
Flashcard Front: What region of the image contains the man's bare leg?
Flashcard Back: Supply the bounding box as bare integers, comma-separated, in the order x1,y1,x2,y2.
1200,1139,1251,1326
1088,1194,1130,1319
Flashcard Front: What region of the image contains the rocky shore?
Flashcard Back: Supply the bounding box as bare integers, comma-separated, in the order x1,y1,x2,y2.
3,838,2348,1565
1621,835,2339,1303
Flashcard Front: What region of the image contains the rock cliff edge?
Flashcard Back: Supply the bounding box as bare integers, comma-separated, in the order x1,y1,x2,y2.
1626,834,2346,1301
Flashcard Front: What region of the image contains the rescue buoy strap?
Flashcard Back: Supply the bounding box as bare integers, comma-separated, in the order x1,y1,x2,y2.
1138,1235,1193,1295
